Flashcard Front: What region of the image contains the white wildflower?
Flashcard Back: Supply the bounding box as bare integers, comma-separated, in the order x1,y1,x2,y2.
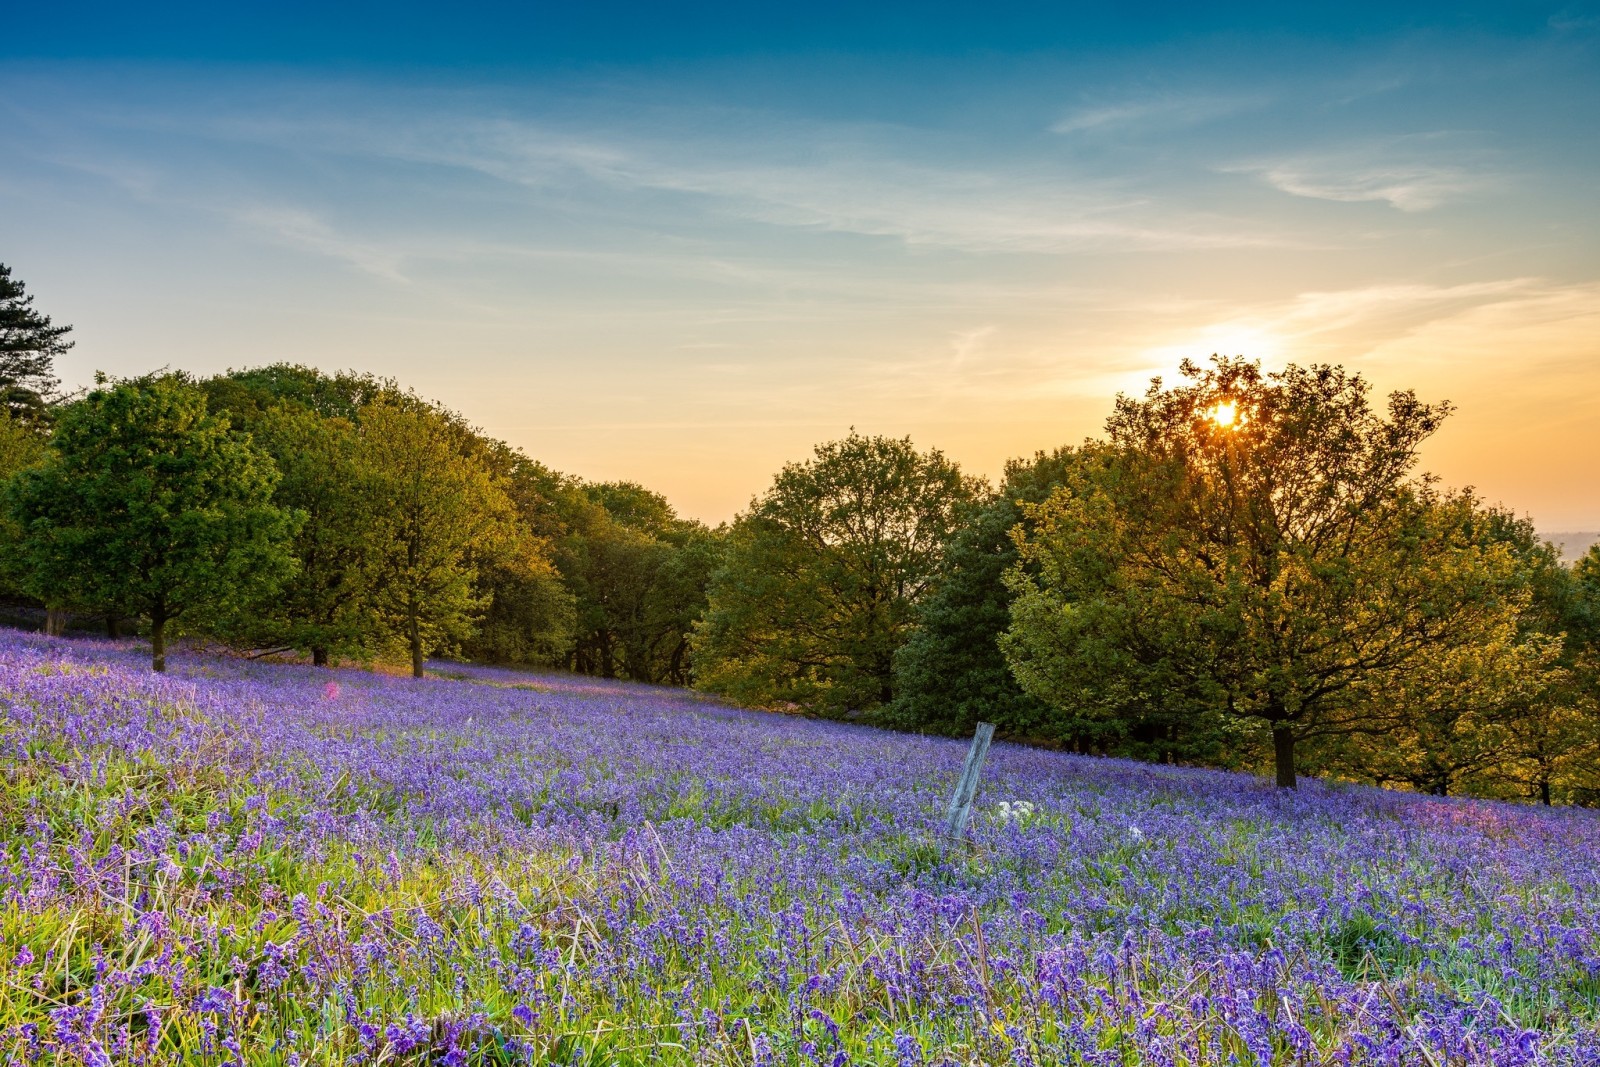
992,800,1039,828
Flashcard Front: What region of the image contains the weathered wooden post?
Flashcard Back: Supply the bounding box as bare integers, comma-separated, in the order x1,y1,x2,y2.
943,721,995,841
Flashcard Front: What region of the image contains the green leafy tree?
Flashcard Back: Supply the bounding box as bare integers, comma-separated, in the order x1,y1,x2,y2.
355,396,516,677
229,405,378,665
1452,509,1593,803
0,411,49,598
1511,544,1600,805
889,448,1081,739
6,376,297,671
694,432,982,715
563,482,721,683
1003,357,1540,788
1314,496,1567,796
0,263,71,423
200,363,388,427
463,449,577,667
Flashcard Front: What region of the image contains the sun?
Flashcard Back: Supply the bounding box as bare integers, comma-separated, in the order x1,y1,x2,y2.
1209,401,1239,428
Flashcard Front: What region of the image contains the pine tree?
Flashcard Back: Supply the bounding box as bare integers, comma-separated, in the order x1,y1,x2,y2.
0,264,72,422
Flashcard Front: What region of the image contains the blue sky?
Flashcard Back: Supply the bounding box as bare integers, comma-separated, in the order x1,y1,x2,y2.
3,3,1598,524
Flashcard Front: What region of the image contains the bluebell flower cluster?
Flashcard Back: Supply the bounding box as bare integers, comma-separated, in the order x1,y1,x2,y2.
1,631,1597,1064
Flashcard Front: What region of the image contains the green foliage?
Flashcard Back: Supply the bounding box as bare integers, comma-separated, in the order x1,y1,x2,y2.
0,411,49,597
888,447,1082,741
0,262,71,423
1311,499,1567,797
1002,357,1561,788
5,375,298,670
220,404,379,664
694,431,982,715
198,362,387,425
1332,506,1595,803
199,368,575,671
355,396,518,677
464,452,579,668
552,480,721,684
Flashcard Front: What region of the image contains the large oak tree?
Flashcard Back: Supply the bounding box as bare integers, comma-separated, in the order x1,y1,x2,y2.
1003,357,1554,788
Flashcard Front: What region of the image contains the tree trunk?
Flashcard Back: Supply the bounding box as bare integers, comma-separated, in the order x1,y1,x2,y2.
106,615,121,639
45,605,67,637
151,613,167,673
1272,726,1297,789
408,603,424,679
312,646,329,668
1540,779,1553,806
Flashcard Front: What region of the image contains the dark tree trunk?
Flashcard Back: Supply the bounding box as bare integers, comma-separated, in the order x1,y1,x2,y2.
312,646,329,668
408,604,424,679
1540,779,1553,806
151,613,168,673
1272,726,1297,789
106,615,121,639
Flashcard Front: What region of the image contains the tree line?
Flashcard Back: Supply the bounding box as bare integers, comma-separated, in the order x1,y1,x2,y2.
3,262,1597,800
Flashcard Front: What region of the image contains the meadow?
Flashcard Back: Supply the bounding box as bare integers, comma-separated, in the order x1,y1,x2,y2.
2,629,1597,1066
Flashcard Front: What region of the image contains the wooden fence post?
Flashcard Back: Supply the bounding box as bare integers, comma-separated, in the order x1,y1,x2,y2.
943,721,995,841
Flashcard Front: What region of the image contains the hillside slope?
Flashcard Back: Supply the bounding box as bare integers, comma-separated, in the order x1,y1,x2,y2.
2,629,1596,1064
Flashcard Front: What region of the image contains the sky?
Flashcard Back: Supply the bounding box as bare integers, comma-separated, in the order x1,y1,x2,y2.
3,2,1598,527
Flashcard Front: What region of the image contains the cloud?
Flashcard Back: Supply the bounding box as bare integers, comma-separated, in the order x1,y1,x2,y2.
368,112,1314,255
67,82,1309,256
1051,93,1258,135
1224,134,1500,211
231,205,410,281
1119,278,1585,391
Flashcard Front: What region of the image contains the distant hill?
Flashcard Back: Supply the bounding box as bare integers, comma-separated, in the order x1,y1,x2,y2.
1544,531,1600,564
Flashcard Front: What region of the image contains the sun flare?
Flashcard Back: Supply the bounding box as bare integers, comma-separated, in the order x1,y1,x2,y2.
1209,401,1239,428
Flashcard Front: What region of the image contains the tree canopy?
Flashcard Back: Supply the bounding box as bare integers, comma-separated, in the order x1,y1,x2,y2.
888,447,1079,740
6,375,297,670
0,342,1594,806
1002,357,1562,788
355,395,519,678
694,431,982,714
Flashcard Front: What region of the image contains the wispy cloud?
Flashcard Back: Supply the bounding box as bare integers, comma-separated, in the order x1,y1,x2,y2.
65,86,1312,256
358,111,1311,254
1223,134,1500,211
1051,92,1259,135
232,205,410,281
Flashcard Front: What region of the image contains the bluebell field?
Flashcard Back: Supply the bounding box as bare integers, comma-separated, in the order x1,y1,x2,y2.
2,629,1596,1065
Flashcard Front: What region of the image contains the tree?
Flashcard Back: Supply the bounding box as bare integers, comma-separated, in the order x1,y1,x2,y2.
355,396,516,677
462,450,577,668
6,376,297,671
0,263,71,422
1314,496,1566,796
693,432,982,715
200,363,387,426
888,448,1079,739
0,411,49,598
1500,543,1600,805
1003,357,1541,788
226,405,379,665
1441,508,1590,803
557,482,722,684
